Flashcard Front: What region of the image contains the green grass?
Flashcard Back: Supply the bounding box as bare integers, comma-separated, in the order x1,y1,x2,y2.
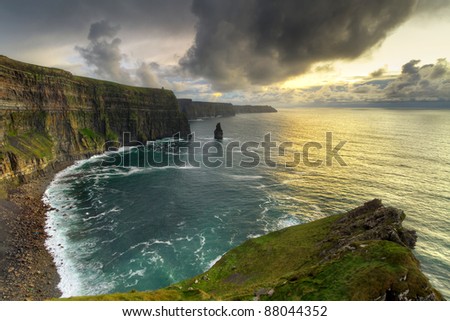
0,184,8,199
272,240,413,300
0,55,71,78
78,128,111,152
106,130,119,142
177,215,340,300
79,128,103,144
3,131,53,161
74,75,173,94
63,289,211,301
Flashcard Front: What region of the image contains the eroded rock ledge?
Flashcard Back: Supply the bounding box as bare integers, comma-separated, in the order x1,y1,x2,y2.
321,199,418,259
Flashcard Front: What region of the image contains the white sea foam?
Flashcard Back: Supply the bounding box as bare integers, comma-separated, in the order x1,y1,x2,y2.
44,200,83,297
276,215,302,230
194,234,206,254
175,235,194,242
82,211,106,222
128,267,147,278
43,153,126,297
125,279,139,288
226,232,237,246
255,182,285,189
247,233,263,239
44,164,88,297
207,255,223,269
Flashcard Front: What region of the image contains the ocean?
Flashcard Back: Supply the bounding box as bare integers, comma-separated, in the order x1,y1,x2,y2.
44,108,450,299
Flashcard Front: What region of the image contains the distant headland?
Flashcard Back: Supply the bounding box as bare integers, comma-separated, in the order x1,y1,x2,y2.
178,98,277,120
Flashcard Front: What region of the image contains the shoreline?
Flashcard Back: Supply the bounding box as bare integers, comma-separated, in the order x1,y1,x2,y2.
0,160,75,300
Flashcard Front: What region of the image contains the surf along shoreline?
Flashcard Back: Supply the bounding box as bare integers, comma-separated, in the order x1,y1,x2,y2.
0,160,77,300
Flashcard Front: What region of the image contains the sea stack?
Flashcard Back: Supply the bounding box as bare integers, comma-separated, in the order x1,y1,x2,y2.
214,123,223,140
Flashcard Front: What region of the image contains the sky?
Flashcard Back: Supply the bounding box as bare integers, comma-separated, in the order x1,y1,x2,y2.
1,0,450,107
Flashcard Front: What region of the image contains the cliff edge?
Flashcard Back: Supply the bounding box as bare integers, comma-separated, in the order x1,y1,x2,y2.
178,99,235,119
233,104,277,114
68,199,444,301
178,99,277,120
0,55,190,184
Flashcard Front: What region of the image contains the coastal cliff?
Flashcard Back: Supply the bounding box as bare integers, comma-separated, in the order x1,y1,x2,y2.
233,104,277,114
178,99,235,119
69,199,443,301
178,99,277,120
0,56,190,183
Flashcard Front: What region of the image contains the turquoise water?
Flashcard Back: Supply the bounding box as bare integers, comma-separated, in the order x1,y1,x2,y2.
44,108,450,299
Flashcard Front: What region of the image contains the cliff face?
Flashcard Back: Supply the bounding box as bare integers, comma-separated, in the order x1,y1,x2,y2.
71,199,443,301
178,99,235,119
178,99,277,120
233,104,277,113
0,56,190,182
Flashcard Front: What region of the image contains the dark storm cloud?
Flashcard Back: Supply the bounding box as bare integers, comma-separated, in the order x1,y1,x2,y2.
402,60,421,75
88,20,121,42
1,0,449,96
315,64,335,73
0,0,194,40
385,59,450,100
180,0,424,91
416,0,450,13
370,68,387,78
430,63,447,79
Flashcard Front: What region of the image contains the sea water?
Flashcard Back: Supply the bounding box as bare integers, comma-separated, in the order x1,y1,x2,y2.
44,108,450,299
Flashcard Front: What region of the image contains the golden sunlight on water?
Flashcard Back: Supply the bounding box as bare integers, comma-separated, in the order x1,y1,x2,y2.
263,108,450,297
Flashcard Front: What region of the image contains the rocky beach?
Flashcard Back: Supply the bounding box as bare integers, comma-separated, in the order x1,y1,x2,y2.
0,161,75,300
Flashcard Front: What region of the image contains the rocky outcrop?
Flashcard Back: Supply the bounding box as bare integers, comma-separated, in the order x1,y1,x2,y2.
0,55,190,183
320,199,418,259
233,105,277,113
214,123,223,140
178,99,277,120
